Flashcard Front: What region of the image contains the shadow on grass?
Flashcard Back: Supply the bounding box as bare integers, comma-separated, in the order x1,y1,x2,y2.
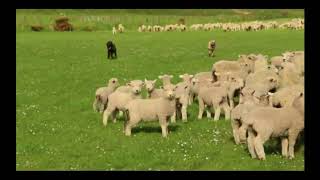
132,125,180,134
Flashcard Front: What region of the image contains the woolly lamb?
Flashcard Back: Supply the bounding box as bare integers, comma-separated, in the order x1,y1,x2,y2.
173,81,190,122
270,85,304,108
144,79,164,99
231,91,270,144
212,60,251,81
158,74,173,86
124,84,177,137
196,79,231,121
112,26,117,35
244,93,304,160
93,78,119,113
102,80,144,126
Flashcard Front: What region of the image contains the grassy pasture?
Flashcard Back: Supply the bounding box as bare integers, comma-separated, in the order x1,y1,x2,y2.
16,28,304,170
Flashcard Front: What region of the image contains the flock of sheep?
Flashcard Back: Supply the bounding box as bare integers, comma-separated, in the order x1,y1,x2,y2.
111,19,303,34
93,48,304,161
136,18,304,33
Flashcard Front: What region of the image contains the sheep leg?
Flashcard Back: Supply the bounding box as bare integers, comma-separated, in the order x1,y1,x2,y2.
125,120,136,136
247,130,257,158
206,109,212,118
213,105,221,121
93,98,98,112
222,102,231,120
228,92,234,109
197,97,205,119
170,111,176,123
231,120,241,145
98,102,105,114
281,138,289,157
111,109,118,123
181,104,188,122
288,130,300,159
159,117,168,138
254,135,266,160
188,94,193,105
102,108,113,127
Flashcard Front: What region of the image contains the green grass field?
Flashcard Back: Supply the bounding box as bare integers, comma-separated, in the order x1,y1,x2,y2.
16,29,304,170
16,9,304,32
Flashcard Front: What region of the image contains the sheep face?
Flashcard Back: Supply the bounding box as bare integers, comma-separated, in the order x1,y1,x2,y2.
239,87,255,104
127,80,144,94
144,79,156,92
108,78,119,87
179,74,193,83
163,84,177,100
228,76,245,91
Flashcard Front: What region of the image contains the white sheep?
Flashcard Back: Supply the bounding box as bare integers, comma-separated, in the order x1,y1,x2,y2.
173,81,190,123
144,79,164,99
102,80,144,126
195,79,231,121
231,90,271,144
179,73,193,105
158,74,173,86
112,26,117,35
93,78,119,113
212,60,251,81
118,24,124,33
124,84,177,137
270,84,304,108
244,93,304,160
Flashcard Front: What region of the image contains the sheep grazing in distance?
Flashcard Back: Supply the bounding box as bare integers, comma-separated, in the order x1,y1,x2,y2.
118,24,124,33
124,84,178,137
144,79,164,99
112,26,117,35
244,92,304,160
208,40,216,57
158,74,174,86
102,80,144,126
93,78,119,113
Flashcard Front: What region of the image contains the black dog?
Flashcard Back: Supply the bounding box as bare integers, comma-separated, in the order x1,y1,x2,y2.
106,41,117,59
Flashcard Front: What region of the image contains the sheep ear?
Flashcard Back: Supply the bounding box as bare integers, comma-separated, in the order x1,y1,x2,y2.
144,78,148,82
189,75,194,78
170,75,173,78
179,75,183,78
158,75,163,79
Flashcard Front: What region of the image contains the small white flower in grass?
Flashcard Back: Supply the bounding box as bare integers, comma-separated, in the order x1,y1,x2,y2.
206,157,209,160
172,149,175,153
